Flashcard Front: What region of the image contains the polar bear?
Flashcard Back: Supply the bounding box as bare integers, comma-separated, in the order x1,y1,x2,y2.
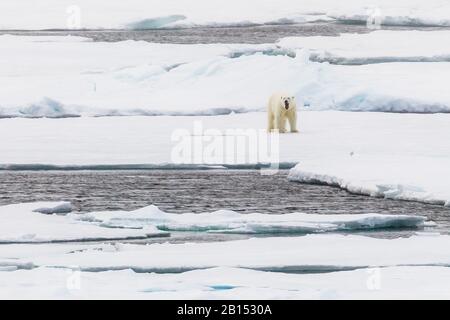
267,93,298,133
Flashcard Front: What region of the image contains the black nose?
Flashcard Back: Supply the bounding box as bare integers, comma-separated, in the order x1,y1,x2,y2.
284,100,289,109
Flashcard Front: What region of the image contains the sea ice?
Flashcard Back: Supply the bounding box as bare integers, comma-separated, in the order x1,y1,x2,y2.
1,265,450,299
1,0,449,29
2,34,450,117
79,204,427,233
0,202,168,243
27,234,450,272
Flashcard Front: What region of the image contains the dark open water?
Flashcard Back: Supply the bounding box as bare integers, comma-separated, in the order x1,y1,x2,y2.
2,22,449,44
0,170,448,240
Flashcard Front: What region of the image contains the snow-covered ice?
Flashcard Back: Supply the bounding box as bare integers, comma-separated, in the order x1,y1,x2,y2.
0,242,110,270
1,0,449,29
0,200,428,245
80,204,427,234
0,202,167,243
0,0,331,30
1,266,449,299
2,33,450,117
2,230,449,299
328,1,450,27
279,30,450,64
27,234,450,272
289,156,450,206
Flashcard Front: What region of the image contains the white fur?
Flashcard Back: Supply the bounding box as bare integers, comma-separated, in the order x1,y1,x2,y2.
267,92,298,133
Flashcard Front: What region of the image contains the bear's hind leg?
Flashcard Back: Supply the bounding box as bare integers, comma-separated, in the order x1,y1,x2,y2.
267,112,274,132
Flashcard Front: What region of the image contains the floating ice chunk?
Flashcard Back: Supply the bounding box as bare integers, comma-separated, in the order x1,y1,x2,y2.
33,202,73,215
0,203,168,243
79,205,428,234
126,15,187,29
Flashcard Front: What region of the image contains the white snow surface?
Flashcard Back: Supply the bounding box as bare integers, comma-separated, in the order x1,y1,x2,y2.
328,1,450,27
289,156,450,206
1,266,449,299
1,231,449,299
0,202,167,243
29,234,450,272
80,204,427,234
0,0,449,29
278,30,450,64
2,33,450,117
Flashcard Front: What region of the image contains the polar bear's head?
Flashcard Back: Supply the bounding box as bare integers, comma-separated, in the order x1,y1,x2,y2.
281,96,296,110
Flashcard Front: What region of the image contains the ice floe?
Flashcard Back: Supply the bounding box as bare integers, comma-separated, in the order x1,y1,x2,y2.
279,30,450,65
1,265,450,299
5,199,429,246
328,1,450,27
2,33,450,118
0,0,449,29
28,234,450,272
79,204,428,234
288,154,450,207
0,202,167,243
0,242,111,270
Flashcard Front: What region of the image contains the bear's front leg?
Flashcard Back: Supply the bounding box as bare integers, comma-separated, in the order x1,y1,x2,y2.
289,111,298,133
272,115,280,132
277,115,287,133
